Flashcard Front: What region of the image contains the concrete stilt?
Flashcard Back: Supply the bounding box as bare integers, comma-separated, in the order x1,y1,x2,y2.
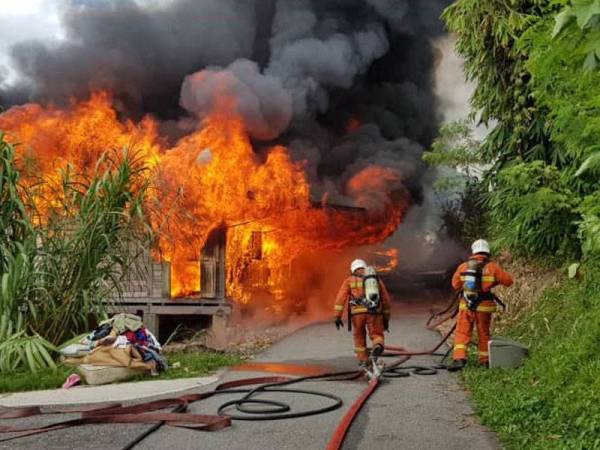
209,309,229,350
144,312,159,337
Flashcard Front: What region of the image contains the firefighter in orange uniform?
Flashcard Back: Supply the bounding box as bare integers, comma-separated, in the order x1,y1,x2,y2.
334,259,392,367
448,239,513,371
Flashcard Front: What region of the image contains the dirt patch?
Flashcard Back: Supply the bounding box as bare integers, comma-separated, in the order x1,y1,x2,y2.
491,251,561,333
163,325,293,360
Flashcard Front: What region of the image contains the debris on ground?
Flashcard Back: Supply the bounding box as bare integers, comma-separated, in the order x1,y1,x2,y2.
163,323,298,360
59,313,168,385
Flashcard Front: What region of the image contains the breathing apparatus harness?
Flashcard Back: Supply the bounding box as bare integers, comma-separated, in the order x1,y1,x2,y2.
347,266,382,332
460,256,506,311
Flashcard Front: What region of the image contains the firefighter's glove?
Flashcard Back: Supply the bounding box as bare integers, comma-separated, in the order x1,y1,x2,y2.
383,318,390,332
335,317,344,330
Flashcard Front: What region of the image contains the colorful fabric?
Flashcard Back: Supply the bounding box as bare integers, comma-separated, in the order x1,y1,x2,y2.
124,327,148,346
100,313,143,335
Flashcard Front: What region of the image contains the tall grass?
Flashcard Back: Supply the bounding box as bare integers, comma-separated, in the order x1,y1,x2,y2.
0,134,151,372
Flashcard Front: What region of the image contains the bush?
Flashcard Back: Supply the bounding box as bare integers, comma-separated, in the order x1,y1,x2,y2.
441,1,600,262
0,134,151,373
487,161,580,259
578,190,600,259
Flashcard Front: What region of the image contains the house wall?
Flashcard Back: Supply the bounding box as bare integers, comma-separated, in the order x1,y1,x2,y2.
107,226,230,346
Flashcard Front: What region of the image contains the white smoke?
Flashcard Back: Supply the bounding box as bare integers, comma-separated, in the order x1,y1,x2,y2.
433,34,491,140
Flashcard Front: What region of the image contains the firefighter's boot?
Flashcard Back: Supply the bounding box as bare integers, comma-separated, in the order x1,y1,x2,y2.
447,359,467,372
371,343,384,358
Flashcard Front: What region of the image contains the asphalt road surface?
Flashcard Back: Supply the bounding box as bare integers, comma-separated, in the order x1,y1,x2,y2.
3,304,500,450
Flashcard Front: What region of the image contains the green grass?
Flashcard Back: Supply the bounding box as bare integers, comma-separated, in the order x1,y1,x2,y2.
0,351,242,394
463,265,600,450
0,365,76,393
135,351,243,381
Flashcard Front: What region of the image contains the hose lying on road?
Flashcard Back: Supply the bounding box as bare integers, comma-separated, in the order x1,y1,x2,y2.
324,312,456,450
325,376,380,450
0,309,456,450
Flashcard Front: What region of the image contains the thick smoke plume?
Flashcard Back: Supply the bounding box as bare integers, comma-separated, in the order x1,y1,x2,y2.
1,0,452,214
180,59,292,140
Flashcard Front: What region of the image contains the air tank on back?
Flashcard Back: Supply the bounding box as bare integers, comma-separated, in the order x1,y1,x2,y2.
364,266,380,303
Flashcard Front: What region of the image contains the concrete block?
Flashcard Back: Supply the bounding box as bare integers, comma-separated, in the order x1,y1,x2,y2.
208,309,229,350
488,337,529,369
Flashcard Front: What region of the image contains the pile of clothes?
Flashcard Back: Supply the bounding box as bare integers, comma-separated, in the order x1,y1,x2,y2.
61,313,168,376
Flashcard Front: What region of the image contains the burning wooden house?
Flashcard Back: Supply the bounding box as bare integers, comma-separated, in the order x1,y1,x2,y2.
0,94,406,345
107,202,374,343
107,225,228,343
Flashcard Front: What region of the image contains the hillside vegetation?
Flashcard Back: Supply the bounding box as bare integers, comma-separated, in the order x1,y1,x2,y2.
464,264,600,449
426,1,600,448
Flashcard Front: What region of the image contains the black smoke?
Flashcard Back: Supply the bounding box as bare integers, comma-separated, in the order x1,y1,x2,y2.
0,0,452,212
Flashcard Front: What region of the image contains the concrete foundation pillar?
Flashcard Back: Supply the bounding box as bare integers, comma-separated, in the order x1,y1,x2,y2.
144,312,159,337
209,309,229,350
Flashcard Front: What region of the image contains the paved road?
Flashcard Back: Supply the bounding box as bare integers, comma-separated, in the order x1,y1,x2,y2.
3,304,499,450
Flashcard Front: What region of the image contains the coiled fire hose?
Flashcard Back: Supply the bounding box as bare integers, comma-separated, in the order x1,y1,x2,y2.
0,306,457,450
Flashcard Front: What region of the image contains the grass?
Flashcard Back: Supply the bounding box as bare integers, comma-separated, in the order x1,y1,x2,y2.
0,365,76,393
0,351,242,394
138,351,243,381
462,264,600,450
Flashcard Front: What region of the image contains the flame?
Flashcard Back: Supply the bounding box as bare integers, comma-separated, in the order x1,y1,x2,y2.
372,248,399,273
0,92,161,175
170,261,201,298
0,92,408,314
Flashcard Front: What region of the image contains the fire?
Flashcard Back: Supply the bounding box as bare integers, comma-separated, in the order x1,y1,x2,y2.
0,92,408,311
372,248,400,273
170,261,201,298
0,92,161,176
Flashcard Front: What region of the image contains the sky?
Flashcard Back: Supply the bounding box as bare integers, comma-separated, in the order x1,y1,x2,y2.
0,0,160,87
0,1,62,85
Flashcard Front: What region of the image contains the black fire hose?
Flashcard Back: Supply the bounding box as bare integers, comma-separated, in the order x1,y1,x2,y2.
122,371,354,450
117,314,456,450
121,352,448,449
122,324,455,449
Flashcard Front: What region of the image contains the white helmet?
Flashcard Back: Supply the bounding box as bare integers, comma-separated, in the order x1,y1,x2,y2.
471,239,491,255
350,259,368,274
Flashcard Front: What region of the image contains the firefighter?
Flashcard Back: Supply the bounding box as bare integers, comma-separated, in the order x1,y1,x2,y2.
448,239,513,371
334,259,392,367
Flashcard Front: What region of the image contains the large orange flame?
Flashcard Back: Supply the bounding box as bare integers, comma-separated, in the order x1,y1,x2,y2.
0,92,407,311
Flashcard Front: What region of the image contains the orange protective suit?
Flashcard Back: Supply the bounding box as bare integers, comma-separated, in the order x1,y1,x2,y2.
452,254,513,363
334,274,392,362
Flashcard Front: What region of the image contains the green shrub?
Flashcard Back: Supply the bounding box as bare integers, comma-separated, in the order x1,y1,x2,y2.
487,161,580,259
578,190,600,258
463,264,600,449
0,134,151,373
442,1,600,262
